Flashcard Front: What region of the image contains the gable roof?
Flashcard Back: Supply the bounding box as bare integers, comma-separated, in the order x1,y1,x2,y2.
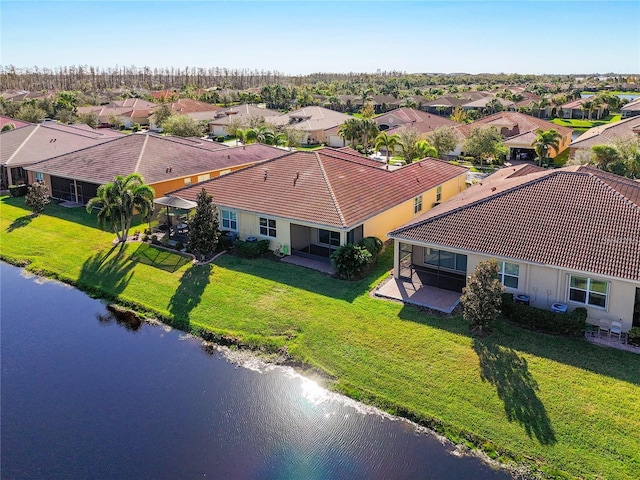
207,104,281,125
24,134,285,185
373,107,460,135
0,115,31,130
390,166,640,282
171,148,468,229
269,106,352,131
455,111,572,140
167,98,223,114
569,116,640,149
1,121,125,167
621,97,640,112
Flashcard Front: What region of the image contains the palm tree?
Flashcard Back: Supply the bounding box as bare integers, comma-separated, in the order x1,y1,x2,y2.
236,127,257,145
86,173,155,244
581,99,593,120
415,140,438,159
359,119,379,153
337,118,362,147
374,131,400,164
533,129,562,167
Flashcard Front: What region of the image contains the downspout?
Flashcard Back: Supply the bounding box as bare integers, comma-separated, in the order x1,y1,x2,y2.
74,180,79,204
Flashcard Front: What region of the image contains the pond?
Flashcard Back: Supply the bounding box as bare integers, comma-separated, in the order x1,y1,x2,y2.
0,263,513,480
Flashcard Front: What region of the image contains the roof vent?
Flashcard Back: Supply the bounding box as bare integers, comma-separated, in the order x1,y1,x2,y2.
491,187,496,192
264,171,268,181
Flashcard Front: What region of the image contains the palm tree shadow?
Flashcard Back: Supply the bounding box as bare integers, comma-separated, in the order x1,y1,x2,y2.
167,264,212,329
6,214,34,233
77,245,135,296
473,337,557,445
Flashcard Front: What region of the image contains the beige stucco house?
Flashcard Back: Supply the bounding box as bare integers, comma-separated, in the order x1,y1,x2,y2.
388,164,640,332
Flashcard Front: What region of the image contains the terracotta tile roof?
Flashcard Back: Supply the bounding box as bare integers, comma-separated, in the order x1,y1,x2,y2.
375,107,461,135
0,115,31,129
462,97,516,109
1,121,126,167
269,106,352,131
172,148,468,229
569,116,640,149
24,134,285,186
455,111,573,139
621,97,640,112
208,104,281,125
390,167,640,282
167,98,223,114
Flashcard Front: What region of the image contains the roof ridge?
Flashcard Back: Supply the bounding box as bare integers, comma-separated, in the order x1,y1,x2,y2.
133,134,149,173
6,124,39,164
577,167,640,209
315,151,347,227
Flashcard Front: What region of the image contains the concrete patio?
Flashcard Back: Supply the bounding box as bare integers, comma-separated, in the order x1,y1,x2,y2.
280,254,335,275
374,273,461,313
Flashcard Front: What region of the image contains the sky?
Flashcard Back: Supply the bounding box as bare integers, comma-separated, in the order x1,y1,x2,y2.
1,1,639,75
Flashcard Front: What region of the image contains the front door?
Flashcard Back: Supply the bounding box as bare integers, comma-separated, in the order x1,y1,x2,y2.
633,288,640,328
399,242,413,279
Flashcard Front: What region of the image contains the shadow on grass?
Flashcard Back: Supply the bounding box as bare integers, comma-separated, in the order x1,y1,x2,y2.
167,264,212,329
397,305,640,387
474,337,556,445
130,243,190,273
77,245,135,297
5,214,34,232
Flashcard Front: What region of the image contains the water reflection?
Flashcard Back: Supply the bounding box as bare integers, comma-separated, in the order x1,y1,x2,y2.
1,263,513,480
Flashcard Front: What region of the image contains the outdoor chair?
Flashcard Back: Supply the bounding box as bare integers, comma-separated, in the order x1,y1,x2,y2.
598,319,610,337
609,321,623,341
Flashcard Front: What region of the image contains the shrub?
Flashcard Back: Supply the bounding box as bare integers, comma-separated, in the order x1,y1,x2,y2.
330,244,372,280
501,292,514,318
217,231,235,251
628,327,640,347
174,241,184,251
508,302,586,336
216,136,225,142
132,123,141,132
8,184,28,197
357,236,383,258
234,239,270,258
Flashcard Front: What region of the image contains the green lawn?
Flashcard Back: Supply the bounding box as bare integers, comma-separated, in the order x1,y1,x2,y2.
2,197,639,479
550,114,621,130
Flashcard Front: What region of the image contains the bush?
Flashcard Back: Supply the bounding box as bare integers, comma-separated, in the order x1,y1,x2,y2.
216,136,225,142
234,239,270,258
628,327,640,347
357,236,383,258
217,231,235,251
8,184,28,197
506,302,586,336
174,241,184,251
501,292,514,318
330,244,372,280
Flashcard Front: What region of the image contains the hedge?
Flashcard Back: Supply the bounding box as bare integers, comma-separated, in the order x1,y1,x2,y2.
501,293,587,336
233,239,270,258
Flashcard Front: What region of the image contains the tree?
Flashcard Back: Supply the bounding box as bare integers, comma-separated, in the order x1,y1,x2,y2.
360,101,375,119
152,104,174,128
359,118,379,153
415,140,438,159
461,259,504,336
533,129,562,166
226,116,245,138
337,118,362,147
374,131,400,164
592,144,620,171
450,105,468,123
426,126,458,159
1,122,15,132
24,181,50,215
282,125,305,149
462,126,506,167
86,173,155,244
187,188,219,261
16,104,46,123
161,115,204,137
236,127,257,145
396,125,422,163
109,114,124,129
78,112,99,129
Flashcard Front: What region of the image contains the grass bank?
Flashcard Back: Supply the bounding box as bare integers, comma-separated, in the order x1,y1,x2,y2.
2,197,639,479
550,114,621,130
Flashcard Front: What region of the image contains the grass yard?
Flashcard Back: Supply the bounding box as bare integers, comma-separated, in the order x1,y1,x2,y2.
550,114,621,130
2,197,639,479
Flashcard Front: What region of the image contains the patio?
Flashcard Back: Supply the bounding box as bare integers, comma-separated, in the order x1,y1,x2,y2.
280,254,335,275
375,273,461,314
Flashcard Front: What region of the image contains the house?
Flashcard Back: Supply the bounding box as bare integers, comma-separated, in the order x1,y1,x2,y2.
77,98,157,128
375,107,461,134
452,111,573,161
569,116,640,157
0,115,30,130
423,92,490,116
388,165,640,332
24,134,285,204
1,120,124,190
207,104,281,137
621,97,640,118
171,148,468,258
559,96,607,120
461,96,516,113
268,106,352,145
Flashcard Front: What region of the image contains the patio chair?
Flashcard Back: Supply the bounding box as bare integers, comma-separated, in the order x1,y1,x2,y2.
598,319,610,337
609,321,623,341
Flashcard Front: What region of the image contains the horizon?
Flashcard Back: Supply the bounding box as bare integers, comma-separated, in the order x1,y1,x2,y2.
1,1,639,76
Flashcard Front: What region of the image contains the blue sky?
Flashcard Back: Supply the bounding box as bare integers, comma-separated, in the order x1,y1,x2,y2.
2,1,639,75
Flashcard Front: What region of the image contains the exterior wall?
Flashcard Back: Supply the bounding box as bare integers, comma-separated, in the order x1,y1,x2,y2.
212,125,228,137
326,134,345,148
152,164,252,198
235,211,292,251
365,173,466,240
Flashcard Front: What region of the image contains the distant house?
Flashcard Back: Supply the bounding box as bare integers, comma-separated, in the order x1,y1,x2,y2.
462,96,516,113
172,148,468,258
423,92,490,116
24,134,285,203
569,116,640,157
375,107,461,134
207,104,281,137
269,106,352,146
77,98,157,128
1,120,124,189
559,96,607,120
453,111,573,162
0,115,30,130
388,164,640,332
621,97,640,118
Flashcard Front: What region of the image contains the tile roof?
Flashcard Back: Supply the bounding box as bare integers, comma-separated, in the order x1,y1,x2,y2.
621,97,640,112
374,107,461,135
569,116,640,149
207,104,281,125
269,106,352,131
1,121,126,167
390,166,640,282
455,111,573,140
172,148,468,229
0,115,31,129
24,134,285,186
167,98,223,114
462,97,516,109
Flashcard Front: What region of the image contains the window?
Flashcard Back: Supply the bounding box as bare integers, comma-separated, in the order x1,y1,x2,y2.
35,172,44,182
499,262,519,289
259,217,277,237
569,275,608,308
221,209,237,231
184,177,192,185
423,248,467,273
197,173,210,183
318,229,340,247
436,186,442,202
414,195,423,214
